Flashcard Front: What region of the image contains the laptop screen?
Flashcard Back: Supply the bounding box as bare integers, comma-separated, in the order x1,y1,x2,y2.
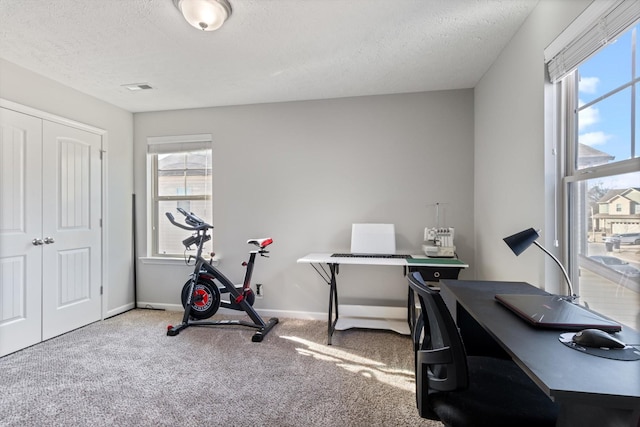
495,294,622,332
350,223,396,255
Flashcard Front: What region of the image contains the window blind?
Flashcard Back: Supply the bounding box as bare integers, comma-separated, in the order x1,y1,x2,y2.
545,0,640,82
147,134,212,154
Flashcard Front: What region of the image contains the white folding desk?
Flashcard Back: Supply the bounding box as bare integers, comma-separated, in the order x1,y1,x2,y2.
297,253,468,345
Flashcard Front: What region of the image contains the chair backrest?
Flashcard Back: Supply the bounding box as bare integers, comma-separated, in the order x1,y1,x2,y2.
408,272,469,416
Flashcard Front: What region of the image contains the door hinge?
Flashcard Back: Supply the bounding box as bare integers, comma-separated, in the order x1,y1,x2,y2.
100,286,103,295
99,218,102,227
99,149,106,160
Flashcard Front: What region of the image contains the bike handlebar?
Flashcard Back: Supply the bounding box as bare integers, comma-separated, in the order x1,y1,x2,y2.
165,210,212,231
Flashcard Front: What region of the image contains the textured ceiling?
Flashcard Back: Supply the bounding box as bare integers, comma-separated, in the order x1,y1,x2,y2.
0,0,538,113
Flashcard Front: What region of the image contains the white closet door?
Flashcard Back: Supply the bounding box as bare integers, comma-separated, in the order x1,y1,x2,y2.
41,120,102,340
0,107,43,357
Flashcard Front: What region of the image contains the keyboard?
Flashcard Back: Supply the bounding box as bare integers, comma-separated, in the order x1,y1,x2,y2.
331,253,413,259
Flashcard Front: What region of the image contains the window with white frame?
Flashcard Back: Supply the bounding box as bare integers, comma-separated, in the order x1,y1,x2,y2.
547,1,640,330
148,134,213,257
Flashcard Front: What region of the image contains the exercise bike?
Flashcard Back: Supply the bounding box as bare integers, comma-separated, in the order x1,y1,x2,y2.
165,208,279,342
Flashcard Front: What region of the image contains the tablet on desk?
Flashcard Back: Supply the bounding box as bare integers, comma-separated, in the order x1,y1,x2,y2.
350,223,396,255
495,294,622,333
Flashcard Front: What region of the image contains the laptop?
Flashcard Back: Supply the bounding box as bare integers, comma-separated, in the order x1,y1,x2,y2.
495,294,622,332
331,223,412,259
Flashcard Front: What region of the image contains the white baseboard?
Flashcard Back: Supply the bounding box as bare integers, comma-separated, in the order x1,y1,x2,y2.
105,302,136,319
136,301,182,311
256,308,326,321
135,301,326,321
128,301,410,330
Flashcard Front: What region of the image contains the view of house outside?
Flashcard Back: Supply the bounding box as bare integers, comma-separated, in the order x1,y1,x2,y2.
574,24,639,329
154,150,213,256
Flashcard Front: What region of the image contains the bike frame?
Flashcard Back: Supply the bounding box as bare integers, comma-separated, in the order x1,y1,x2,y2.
165,209,278,342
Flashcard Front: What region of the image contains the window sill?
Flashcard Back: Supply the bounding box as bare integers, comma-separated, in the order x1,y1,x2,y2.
139,256,219,266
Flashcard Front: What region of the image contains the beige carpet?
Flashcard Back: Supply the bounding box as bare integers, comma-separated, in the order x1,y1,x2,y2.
0,309,443,427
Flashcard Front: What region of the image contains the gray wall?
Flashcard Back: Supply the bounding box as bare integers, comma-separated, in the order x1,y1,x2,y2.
134,90,475,316
0,0,593,319
0,58,135,317
474,0,592,291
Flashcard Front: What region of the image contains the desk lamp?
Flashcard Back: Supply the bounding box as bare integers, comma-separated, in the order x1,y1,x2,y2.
503,228,577,301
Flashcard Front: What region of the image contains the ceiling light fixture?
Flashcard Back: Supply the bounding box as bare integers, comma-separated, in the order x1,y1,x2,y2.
173,0,232,32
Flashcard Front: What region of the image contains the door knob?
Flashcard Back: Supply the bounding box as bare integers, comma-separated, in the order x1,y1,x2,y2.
44,237,55,244
32,238,44,246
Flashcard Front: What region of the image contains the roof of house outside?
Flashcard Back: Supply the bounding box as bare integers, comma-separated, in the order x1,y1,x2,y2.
578,143,615,167
598,188,640,204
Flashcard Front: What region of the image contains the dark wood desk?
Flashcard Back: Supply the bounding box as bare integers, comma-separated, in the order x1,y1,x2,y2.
439,280,640,427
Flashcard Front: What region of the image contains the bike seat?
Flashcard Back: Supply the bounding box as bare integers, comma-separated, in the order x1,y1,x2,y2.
248,238,273,248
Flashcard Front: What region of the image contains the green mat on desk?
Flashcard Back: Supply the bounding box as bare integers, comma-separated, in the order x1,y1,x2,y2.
407,258,466,265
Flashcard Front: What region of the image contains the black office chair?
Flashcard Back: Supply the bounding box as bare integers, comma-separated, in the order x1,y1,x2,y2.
408,272,559,427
